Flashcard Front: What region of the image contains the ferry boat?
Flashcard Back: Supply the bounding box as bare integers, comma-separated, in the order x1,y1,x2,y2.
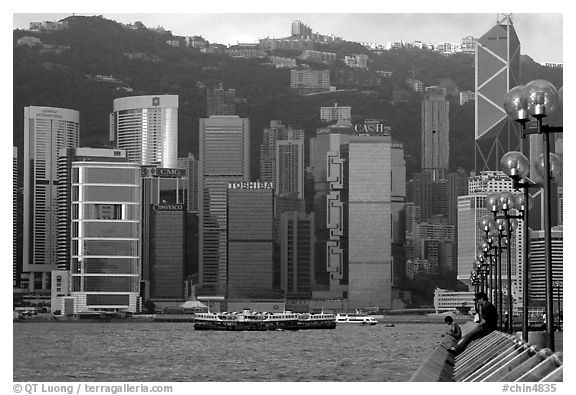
335,313,378,325
297,313,337,329
193,310,299,331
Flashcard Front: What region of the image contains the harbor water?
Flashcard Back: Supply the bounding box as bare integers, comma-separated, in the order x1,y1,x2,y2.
13,321,445,381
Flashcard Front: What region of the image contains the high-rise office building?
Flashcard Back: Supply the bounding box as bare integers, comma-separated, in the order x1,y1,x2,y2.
475,15,522,171
23,106,80,292
110,95,178,168
457,171,524,311
199,115,250,295
141,166,186,302
13,147,19,286
529,227,563,311
279,211,315,298
206,83,236,116
227,182,274,299
421,86,449,180
177,153,199,213
344,134,394,309
66,149,141,313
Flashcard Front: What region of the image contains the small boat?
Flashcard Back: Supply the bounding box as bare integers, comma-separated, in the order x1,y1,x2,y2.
193,309,300,331
297,313,337,329
335,313,378,326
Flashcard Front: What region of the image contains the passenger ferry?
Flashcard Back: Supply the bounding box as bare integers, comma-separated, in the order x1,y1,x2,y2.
297,313,337,329
335,313,378,325
193,309,299,331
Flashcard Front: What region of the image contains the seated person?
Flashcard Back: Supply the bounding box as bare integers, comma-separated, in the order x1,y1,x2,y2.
450,292,498,355
444,315,462,341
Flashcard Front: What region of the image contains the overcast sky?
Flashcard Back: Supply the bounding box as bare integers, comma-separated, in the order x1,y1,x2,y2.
11,2,565,64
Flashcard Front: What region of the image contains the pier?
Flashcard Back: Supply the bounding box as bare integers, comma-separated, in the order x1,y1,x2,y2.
410,322,563,382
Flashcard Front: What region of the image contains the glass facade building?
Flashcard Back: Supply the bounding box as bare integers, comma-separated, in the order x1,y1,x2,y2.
23,106,80,292
227,184,274,299
199,116,250,295
110,95,178,168
69,156,141,313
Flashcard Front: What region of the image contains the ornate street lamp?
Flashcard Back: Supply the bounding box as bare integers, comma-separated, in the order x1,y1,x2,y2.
504,80,563,350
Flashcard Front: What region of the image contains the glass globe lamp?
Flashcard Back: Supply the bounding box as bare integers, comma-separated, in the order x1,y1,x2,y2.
501,151,530,179
522,80,559,117
504,85,529,122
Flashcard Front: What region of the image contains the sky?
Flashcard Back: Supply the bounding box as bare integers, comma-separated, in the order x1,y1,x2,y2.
10,3,566,64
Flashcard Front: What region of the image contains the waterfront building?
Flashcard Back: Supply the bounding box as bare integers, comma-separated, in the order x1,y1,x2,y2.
207,83,236,116
13,147,19,286
433,288,476,314
320,103,351,123
177,153,199,213
421,86,449,180
475,15,522,171
66,149,141,313
406,172,448,222
198,115,250,296
279,211,315,299
310,130,353,293
110,94,178,168
23,106,79,292
528,227,563,313
227,182,274,299
344,134,393,309
141,166,186,302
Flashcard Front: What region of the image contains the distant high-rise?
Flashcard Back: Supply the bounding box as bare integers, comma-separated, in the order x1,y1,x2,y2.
177,153,199,213
227,182,274,299
291,20,312,39
259,120,304,198
421,86,449,180
207,83,236,116
199,115,250,295
23,106,79,292
529,227,563,311
110,95,178,168
475,15,522,171
320,103,351,123
457,171,524,311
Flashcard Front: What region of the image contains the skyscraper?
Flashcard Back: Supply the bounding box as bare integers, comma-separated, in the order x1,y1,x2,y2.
344,134,394,309
475,15,522,171
421,86,449,180
198,115,250,296
110,95,178,168
13,147,19,286
23,106,79,292
227,182,274,299
68,152,141,313
206,83,236,116
140,166,186,301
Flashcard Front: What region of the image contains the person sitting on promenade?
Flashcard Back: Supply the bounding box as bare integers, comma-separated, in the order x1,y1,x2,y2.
449,292,498,355
444,315,462,341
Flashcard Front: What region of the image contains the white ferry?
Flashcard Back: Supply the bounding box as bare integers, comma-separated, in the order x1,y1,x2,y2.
335,313,378,325
193,309,299,331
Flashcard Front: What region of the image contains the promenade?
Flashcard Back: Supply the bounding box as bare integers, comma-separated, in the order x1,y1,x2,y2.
410,321,563,382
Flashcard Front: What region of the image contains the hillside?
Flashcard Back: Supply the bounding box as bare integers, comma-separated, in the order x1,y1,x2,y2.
13,15,563,178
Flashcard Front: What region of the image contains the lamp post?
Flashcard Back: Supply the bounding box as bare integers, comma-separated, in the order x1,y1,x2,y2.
500,151,533,341
504,80,563,350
